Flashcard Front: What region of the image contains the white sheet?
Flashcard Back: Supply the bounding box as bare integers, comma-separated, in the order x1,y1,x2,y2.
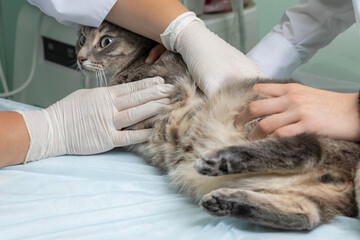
1,98,359,240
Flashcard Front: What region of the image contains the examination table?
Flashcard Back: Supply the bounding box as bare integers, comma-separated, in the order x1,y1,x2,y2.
1,98,359,240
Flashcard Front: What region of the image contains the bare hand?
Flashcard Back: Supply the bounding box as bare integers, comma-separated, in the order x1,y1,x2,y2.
145,44,167,64
236,83,360,142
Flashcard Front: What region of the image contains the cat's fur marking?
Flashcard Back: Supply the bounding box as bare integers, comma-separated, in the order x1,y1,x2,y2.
76,21,360,230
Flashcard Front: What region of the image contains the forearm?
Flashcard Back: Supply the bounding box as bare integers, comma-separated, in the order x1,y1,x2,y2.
247,0,355,78
0,112,29,167
106,0,188,42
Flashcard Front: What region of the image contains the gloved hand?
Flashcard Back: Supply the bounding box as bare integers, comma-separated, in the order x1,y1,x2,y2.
17,77,174,163
161,12,268,96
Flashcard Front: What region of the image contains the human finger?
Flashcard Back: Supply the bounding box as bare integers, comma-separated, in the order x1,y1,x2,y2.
115,98,171,130
145,44,167,64
108,76,165,97
114,84,175,111
253,83,294,97
112,128,154,147
247,111,299,141
269,122,306,139
235,97,287,126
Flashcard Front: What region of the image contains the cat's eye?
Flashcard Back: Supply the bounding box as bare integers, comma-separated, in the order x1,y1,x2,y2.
100,36,114,48
79,35,86,46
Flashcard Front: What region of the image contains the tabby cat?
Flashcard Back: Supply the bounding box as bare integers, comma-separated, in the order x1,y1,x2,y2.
76,21,360,230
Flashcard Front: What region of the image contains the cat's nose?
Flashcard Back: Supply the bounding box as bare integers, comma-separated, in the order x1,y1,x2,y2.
77,57,87,65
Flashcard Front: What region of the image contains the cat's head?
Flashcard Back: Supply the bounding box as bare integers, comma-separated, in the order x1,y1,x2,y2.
76,21,156,80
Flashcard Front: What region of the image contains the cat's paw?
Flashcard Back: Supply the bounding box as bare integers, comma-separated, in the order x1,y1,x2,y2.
194,150,230,176
195,147,245,176
195,146,253,176
201,189,255,219
200,190,233,217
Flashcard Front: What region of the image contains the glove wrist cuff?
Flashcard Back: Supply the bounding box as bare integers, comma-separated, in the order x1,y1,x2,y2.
16,109,65,163
160,11,204,52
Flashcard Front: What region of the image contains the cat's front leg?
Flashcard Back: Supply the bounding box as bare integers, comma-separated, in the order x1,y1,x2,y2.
194,133,322,176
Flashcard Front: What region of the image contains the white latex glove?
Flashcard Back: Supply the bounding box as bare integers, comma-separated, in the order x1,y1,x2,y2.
17,77,174,163
161,12,268,96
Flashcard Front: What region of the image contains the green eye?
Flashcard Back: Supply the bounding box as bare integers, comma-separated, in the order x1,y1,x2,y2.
100,36,113,48
79,35,86,46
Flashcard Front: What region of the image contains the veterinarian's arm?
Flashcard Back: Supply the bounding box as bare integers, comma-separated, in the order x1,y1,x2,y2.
106,0,188,42
1,77,173,167
0,112,30,167
247,0,355,78
236,83,360,142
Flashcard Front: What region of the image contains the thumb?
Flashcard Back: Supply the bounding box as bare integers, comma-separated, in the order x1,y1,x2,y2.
195,73,222,96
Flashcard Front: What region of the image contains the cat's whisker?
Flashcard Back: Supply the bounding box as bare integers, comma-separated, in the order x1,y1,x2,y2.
70,62,80,71
91,66,101,71
100,69,108,87
95,70,100,87
90,63,103,71
94,68,108,88
95,70,101,87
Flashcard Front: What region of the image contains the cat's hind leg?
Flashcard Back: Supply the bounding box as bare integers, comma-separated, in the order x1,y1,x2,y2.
201,188,321,230
195,133,321,176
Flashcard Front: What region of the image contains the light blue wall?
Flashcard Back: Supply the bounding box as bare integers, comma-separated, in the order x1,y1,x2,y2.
0,0,28,92
254,0,360,88
253,0,299,39
0,1,5,92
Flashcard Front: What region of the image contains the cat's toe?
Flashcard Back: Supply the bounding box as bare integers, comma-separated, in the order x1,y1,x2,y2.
201,191,231,217
194,153,228,176
196,149,232,176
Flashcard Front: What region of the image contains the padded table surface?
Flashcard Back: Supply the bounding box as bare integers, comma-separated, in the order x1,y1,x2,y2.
1,98,359,240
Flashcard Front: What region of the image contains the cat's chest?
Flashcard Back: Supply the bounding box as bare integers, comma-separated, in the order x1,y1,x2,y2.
153,96,203,145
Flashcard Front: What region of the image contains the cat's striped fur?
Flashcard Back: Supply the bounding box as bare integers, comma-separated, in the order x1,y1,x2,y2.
76,21,360,230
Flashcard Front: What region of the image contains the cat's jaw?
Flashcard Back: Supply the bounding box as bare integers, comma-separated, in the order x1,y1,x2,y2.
78,60,115,86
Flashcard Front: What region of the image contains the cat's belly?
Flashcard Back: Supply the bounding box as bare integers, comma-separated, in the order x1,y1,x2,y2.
168,161,324,202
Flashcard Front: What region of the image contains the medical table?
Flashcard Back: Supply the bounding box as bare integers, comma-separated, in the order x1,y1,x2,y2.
0,98,359,240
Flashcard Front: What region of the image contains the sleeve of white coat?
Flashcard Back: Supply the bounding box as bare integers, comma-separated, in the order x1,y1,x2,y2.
247,0,356,79
27,0,117,27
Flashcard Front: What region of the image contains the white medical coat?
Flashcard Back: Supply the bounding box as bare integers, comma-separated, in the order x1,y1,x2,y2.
27,0,360,79
27,0,117,28
247,0,360,78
